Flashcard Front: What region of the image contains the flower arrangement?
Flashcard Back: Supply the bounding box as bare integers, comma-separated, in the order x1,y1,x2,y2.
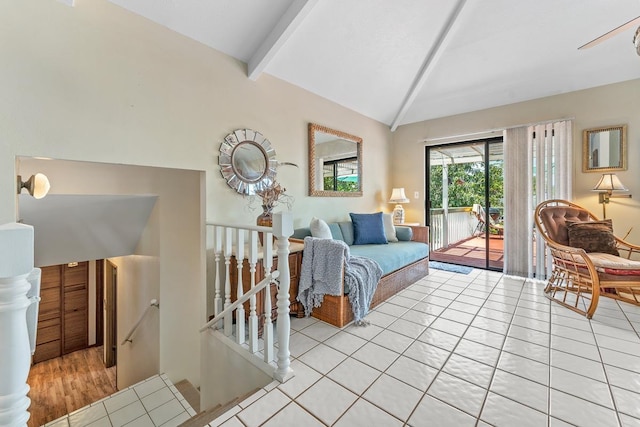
253,181,294,215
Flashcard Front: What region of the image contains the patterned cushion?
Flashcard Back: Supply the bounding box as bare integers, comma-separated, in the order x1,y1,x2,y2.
566,219,619,256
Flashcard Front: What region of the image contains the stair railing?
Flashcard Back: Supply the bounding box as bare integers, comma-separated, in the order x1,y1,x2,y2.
201,212,294,383
121,299,160,345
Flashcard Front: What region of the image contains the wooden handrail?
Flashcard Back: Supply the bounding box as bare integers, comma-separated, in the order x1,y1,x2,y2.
199,271,279,332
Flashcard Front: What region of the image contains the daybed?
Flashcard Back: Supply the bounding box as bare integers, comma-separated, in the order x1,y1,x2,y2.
535,199,640,318
291,216,429,327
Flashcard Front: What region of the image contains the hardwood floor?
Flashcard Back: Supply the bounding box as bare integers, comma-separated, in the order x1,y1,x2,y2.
27,346,117,427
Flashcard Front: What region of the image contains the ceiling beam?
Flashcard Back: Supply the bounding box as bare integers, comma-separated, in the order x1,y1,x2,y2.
247,0,319,81
390,0,468,131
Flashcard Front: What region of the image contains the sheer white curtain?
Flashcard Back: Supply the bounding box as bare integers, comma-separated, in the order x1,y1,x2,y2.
503,120,573,278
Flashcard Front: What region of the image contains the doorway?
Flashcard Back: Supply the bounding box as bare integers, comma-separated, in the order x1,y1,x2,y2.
105,260,117,369
426,137,504,270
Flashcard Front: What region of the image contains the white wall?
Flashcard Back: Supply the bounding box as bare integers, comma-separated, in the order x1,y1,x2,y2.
0,0,392,229
1,0,391,388
392,79,640,241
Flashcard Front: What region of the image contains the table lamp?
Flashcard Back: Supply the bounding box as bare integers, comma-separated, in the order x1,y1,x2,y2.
389,188,410,224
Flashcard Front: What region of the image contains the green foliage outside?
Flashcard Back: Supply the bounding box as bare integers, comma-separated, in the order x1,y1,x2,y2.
324,177,359,192
429,162,504,209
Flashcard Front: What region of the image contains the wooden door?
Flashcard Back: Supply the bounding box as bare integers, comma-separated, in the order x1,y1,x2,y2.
33,266,63,363
33,261,89,363
104,260,117,368
63,262,88,354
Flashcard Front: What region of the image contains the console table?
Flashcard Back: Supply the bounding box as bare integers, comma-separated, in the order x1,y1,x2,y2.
229,241,304,336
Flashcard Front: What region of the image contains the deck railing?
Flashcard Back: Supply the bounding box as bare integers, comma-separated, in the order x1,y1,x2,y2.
429,207,477,251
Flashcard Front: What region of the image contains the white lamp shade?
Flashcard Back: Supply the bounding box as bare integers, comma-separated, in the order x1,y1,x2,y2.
592,173,628,192
389,188,409,203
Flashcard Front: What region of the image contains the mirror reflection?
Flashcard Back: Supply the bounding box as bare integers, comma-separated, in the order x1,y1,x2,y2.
219,129,277,195
308,123,362,197
583,124,627,173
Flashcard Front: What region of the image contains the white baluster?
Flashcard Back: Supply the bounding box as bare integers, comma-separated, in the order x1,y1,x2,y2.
248,230,259,353
272,212,294,382
235,228,245,344
224,227,233,337
262,234,274,363
0,223,36,425
214,226,223,318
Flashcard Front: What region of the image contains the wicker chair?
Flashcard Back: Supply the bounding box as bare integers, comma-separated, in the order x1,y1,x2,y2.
535,199,640,318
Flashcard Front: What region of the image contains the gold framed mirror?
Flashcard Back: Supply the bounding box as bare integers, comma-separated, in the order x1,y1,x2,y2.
219,129,277,195
582,124,627,173
308,123,362,197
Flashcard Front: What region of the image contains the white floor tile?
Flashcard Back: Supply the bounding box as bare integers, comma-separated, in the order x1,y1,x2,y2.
148,400,185,427
365,310,397,328
508,324,550,347
335,398,403,427
470,316,510,335
454,339,500,367
386,318,427,339
550,349,606,382
503,336,550,364
298,343,347,374
481,392,547,427
277,360,322,399
600,348,640,374
376,300,411,316
403,340,451,370
323,330,367,355
417,328,460,351
68,404,107,427
611,386,640,420
443,353,495,389
236,389,290,427
290,316,318,331
427,372,486,417
386,355,438,391
287,331,319,358
363,374,423,421
133,376,166,399
140,387,174,412
400,309,436,327
497,351,549,386
430,318,468,336
344,322,383,341
122,414,154,427
298,321,339,342
551,335,601,361
489,369,548,413
371,329,414,353
104,389,138,414
463,326,506,349
605,364,640,393
296,378,357,425
351,342,400,371
550,389,618,427
110,401,147,427
551,367,613,408
327,357,381,395
262,402,324,427
408,395,476,427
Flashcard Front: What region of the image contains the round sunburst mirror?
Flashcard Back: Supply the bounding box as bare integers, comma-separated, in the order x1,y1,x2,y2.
219,129,277,195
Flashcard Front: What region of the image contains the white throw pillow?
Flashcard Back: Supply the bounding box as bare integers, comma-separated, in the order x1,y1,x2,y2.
310,217,332,239
382,213,398,242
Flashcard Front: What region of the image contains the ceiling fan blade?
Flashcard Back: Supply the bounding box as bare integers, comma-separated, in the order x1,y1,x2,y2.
578,15,640,49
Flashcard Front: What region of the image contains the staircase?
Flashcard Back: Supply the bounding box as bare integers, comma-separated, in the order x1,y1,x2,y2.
178,387,260,427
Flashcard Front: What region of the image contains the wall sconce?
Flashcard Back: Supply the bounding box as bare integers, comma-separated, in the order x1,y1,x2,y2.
17,173,50,199
592,173,631,218
389,187,410,225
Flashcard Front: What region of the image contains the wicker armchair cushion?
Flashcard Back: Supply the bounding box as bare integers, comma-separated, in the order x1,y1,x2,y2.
588,253,640,279
538,206,591,245
566,219,619,256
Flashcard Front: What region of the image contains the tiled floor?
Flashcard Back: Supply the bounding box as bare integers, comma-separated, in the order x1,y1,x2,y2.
208,268,640,427
44,374,196,427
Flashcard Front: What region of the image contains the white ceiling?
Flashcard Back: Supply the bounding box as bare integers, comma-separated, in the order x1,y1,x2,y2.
108,0,640,129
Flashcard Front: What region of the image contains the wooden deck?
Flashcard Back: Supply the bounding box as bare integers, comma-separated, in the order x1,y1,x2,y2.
430,234,504,270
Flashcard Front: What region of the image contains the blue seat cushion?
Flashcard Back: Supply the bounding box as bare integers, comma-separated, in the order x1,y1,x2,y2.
346,241,429,292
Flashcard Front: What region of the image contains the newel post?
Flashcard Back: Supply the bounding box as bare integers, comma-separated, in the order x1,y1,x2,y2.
272,211,294,383
0,223,38,426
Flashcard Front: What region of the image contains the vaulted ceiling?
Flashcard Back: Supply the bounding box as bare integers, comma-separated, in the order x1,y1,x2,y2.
109,0,640,129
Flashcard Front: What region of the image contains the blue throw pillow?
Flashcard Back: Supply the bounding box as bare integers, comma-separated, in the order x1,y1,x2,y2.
349,212,388,245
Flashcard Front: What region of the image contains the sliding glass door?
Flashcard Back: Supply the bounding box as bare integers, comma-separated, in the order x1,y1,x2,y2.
426,138,504,271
